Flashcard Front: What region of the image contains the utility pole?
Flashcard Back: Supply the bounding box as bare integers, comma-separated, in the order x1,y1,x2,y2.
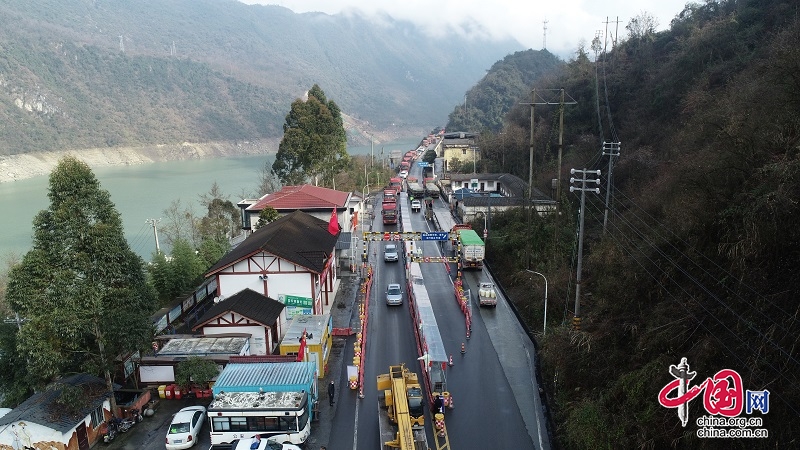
602,142,620,234
146,218,161,254
569,169,601,330
527,89,535,201
521,89,578,203
526,89,535,268
119,35,124,53
556,89,566,205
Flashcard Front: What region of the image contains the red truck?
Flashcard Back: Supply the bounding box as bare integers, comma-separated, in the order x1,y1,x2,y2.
389,177,403,194
382,199,398,225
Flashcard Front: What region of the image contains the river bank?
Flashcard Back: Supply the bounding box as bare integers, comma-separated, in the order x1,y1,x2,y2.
0,122,428,184
0,139,280,184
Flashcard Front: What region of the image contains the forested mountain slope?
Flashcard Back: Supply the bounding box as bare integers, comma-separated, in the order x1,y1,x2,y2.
0,0,520,155
461,1,799,447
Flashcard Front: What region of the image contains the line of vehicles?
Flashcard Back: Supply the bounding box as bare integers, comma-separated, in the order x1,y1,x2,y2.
195,132,483,450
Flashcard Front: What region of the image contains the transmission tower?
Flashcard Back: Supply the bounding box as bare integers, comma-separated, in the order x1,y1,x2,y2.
542,19,549,50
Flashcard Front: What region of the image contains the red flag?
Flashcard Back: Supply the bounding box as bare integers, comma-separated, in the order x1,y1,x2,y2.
297,328,307,362
328,208,340,235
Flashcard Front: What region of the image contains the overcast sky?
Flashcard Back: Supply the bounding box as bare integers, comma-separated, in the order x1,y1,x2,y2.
239,0,692,59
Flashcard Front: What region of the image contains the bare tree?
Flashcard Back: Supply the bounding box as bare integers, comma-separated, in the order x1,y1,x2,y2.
626,11,659,40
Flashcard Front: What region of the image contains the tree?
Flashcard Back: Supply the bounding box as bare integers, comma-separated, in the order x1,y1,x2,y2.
255,206,279,230
174,356,220,390
0,323,30,407
169,238,205,295
5,156,157,413
272,84,350,186
160,199,199,248
258,161,282,195
148,238,205,302
197,182,239,245
626,11,659,40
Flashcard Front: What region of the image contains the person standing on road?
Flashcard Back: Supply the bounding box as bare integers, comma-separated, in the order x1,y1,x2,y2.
328,380,335,406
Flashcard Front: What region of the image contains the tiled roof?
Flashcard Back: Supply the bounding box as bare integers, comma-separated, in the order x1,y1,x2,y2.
335,232,352,250
449,172,551,200
0,374,113,433
247,184,349,211
192,289,285,331
206,210,338,276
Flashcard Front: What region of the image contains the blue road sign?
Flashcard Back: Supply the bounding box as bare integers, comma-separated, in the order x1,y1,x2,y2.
417,161,429,167
421,231,449,241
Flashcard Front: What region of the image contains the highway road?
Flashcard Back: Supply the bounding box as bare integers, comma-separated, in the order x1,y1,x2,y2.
326,153,549,449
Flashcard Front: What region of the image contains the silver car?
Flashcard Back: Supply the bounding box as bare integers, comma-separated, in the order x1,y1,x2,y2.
386,283,403,305
384,243,399,262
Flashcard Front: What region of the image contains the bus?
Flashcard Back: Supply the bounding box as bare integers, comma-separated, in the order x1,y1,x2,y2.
208,390,311,448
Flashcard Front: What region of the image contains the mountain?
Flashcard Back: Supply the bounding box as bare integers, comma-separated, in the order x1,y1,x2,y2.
0,0,522,155
460,0,799,447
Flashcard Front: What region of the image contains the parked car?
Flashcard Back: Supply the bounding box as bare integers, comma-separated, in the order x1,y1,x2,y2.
386,283,403,305
165,405,206,449
384,243,399,262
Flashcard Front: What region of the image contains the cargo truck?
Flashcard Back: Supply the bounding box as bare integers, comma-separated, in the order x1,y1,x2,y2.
382,199,399,225
457,229,485,268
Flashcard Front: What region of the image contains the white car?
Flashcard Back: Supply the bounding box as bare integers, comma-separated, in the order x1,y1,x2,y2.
165,405,206,449
233,437,302,450
398,170,409,179
386,283,403,305
384,243,399,262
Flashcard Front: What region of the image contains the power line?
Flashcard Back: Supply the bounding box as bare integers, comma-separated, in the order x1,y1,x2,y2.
580,197,799,415
581,188,800,378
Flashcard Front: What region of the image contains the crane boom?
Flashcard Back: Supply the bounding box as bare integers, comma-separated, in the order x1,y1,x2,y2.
377,364,428,450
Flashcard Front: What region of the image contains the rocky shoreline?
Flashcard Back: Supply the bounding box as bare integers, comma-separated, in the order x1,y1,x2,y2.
0,139,280,183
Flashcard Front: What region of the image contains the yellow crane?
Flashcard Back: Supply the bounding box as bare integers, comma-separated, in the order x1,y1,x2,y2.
377,364,428,450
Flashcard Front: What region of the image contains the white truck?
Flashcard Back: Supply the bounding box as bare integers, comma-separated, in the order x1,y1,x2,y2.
478,281,497,307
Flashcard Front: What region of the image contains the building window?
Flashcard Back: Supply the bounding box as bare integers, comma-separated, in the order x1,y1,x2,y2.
91,406,104,428
462,149,467,155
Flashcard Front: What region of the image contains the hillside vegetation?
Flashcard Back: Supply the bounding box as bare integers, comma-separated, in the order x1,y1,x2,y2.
0,0,519,155
455,1,799,448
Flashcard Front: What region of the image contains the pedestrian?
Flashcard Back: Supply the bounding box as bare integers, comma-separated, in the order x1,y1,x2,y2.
433,395,444,414
328,380,335,406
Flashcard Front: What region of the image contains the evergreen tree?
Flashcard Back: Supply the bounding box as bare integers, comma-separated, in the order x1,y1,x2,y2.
272,84,349,185
5,156,157,412
254,206,279,230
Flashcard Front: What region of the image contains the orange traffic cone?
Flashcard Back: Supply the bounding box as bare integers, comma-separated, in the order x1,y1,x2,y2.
460,342,465,354
449,355,454,366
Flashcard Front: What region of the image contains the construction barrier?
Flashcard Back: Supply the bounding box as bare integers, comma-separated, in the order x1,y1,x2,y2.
444,391,453,409
435,413,446,437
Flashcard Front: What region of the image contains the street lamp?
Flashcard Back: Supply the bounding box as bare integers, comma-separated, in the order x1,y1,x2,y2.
525,270,548,336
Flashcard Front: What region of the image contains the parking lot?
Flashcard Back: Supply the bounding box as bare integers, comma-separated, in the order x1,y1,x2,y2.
104,394,211,450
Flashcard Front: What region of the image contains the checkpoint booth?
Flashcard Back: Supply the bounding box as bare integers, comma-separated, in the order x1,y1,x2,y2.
279,314,332,378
